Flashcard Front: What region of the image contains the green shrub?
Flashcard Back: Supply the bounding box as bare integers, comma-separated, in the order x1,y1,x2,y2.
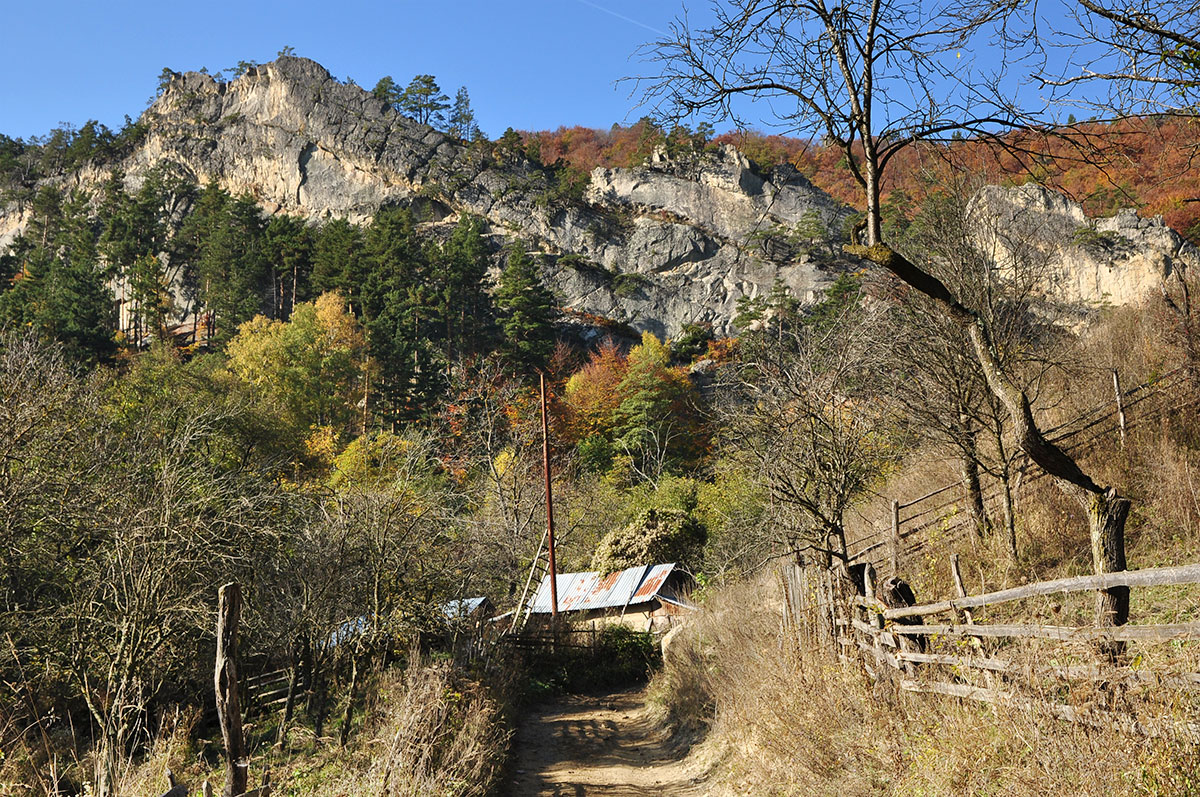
611,272,649,298
577,434,615,473
595,625,661,685
522,625,662,695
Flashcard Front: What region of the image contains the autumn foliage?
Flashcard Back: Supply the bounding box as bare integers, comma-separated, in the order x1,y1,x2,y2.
522,117,1200,242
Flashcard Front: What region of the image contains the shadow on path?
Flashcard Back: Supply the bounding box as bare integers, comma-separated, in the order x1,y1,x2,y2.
505,688,709,796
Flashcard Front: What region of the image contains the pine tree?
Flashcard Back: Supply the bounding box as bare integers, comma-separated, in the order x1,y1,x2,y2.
372,76,401,110
0,189,116,363
433,215,495,360
311,218,365,311
38,256,117,363
448,87,480,141
399,75,450,128
360,207,445,424
264,215,314,319
494,247,556,372
126,253,173,346
176,185,269,344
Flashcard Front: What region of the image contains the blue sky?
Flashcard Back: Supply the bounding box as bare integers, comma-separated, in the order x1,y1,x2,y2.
1,0,1109,143
0,0,692,140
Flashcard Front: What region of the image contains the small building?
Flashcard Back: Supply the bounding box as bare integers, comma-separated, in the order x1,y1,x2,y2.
441,596,494,624
440,596,496,660
525,563,694,633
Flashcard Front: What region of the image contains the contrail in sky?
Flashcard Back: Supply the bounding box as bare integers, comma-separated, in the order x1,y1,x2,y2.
575,0,667,36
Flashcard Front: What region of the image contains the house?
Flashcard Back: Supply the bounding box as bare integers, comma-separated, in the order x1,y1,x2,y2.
440,596,496,660
524,563,695,633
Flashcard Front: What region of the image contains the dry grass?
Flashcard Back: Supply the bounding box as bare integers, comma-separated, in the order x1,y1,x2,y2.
118,659,510,797
652,572,1200,796
304,662,509,796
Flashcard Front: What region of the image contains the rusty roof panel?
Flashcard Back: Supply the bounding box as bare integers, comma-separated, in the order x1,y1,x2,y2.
527,563,676,615
632,566,673,601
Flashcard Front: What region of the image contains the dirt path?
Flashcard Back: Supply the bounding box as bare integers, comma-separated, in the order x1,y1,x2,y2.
505,688,710,796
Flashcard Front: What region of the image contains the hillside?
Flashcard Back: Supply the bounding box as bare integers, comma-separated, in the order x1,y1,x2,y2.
3,53,1200,797
1,56,1194,346
0,56,856,340
524,118,1200,244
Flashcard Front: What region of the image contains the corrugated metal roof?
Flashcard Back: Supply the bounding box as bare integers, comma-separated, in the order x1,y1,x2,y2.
527,563,677,614
442,597,491,620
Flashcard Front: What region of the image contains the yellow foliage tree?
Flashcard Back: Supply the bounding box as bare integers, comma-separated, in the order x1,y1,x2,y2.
227,292,367,436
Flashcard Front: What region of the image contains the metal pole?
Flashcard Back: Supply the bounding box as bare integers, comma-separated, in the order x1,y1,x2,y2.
540,372,559,622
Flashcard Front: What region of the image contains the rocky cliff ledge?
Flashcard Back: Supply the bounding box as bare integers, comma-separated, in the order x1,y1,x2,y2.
970,183,1196,309
106,56,856,337
0,56,1189,337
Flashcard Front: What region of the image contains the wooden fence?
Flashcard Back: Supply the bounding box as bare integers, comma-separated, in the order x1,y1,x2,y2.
782,557,1200,737
848,367,1198,569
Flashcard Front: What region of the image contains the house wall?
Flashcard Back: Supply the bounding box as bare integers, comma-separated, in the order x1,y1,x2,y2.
527,598,689,634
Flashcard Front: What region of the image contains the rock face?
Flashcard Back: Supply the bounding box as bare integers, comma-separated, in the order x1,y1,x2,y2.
0,57,858,338
0,56,1188,337
969,183,1196,308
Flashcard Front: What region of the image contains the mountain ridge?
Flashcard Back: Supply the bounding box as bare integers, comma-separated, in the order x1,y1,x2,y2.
0,56,1191,338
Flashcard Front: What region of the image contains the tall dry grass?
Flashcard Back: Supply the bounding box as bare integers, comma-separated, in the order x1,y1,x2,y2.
311,661,509,796
117,659,510,797
651,574,1200,796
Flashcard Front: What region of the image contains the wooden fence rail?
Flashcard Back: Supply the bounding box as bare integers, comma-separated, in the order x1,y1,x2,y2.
779,368,1200,736
785,557,1200,739
866,563,1200,621
848,368,1195,566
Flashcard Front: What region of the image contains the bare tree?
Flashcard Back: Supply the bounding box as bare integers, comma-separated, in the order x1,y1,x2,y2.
644,0,1134,646
887,184,1067,559
450,360,552,603
720,286,902,565
258,432,461,746
637,0,1032,246
1019,0,1200,114
65,407,285,796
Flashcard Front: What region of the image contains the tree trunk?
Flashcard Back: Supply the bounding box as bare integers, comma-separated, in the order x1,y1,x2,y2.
276,640,303,748
993,423,1020,562
961,450,988,539
94,738,118,797
338,651,362,748
848,242,1131,650
1000,466,1018,561
312,666,328,743
863,159,883,246
215,583,248,797
1088,489,1132,657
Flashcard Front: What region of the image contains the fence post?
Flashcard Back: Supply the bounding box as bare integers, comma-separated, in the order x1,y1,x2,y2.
950,554,974,626
215,583,248,797
890,500,901,576
1113,369,1126,448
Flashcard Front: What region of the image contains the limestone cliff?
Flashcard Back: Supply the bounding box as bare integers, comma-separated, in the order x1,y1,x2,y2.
0,56,1188,337
92,56,856,338
968,183,1195,309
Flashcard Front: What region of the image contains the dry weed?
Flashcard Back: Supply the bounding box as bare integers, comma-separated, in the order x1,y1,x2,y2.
117,660,509,797
653,571,1200,796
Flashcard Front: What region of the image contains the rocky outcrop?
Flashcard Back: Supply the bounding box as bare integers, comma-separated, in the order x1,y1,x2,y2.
0,56,1189,337
969,183,1196,308
1,57,859,338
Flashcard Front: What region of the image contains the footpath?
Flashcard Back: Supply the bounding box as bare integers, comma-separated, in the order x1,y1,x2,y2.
505,688,710,796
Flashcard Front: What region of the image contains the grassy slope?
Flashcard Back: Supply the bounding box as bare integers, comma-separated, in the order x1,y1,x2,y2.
648,302,1200,795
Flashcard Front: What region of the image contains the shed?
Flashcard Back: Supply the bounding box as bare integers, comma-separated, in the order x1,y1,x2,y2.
441,596,494,623
526,563,694,632
440,596,495,659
